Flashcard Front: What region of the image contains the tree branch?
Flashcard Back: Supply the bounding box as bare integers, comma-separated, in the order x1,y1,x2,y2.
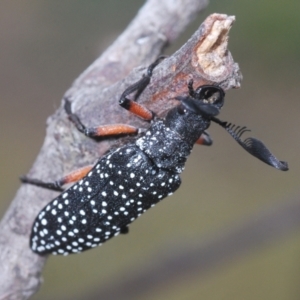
0,0,241,298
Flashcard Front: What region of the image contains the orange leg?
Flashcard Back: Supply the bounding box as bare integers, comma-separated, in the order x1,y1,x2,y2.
118,77,154,120
118,56,166,120
195,131,213,146
119,99,153,120
60,165,93,184
64,99,139,137
86,124,138,137
21,165,94,192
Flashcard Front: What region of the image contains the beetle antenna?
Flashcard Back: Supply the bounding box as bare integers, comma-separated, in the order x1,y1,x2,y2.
211,117,289,171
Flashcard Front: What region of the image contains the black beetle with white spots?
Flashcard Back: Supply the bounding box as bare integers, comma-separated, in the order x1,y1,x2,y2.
22,57,288,256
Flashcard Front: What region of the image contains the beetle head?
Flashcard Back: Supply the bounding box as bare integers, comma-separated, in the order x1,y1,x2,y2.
176,83,224,118
176,80,288,171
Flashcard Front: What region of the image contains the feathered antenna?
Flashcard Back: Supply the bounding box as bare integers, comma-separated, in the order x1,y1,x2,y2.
211,117,289,171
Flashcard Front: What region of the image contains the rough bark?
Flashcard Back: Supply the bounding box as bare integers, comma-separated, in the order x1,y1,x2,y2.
0,0,241,298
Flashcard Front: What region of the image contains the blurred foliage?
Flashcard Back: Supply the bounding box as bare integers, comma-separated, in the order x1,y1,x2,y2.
0,1,299,300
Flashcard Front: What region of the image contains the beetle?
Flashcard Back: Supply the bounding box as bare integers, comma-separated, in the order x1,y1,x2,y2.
21,57,288,255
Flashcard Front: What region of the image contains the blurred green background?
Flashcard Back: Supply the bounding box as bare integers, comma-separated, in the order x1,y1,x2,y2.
1,1,300,299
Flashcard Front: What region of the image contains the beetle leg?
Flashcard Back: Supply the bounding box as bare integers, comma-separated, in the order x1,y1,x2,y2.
64,99,139,137
119,98,154,120
195,131,213,146
188,79,197,98
120,226,129,234
119,56,166,120
21,165,94,192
